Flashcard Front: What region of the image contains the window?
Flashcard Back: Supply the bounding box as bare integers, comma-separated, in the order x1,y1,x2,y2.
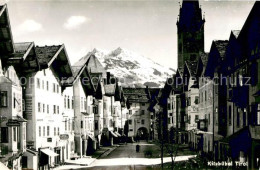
141,119,145,125
37,78,40,88
1,127,8,143
229,106,232,125
93,106,98,114
84,98,86,110
22,99,25,111
110,120,113,127
195,115,199,121
43,126,45,136
53,83,55,93
129,110,132,115
129,119,132,125
43,104,45,113
95,120,98,130
104,103,106,109
243,110,246,126
57,106,59,114
68,96,70,109
80,121,83,128
13,127,17,141
72,97,74,109
46,81,49,91
64,96,67,109
237,108,240,127
208,114,210,125
167,103,171,110
47,105,49,114
39,126,41,137
54,127,56,136
141,110,145,115
205,91,207,101
142,103,145,106
58,127,60,135
42,80,44,89
53,105,56,114
168,118,171,124
47,126,50,136
65,119,67,131
38,103,41,112
56,85,59,93
0,91,7,107
72,121,75,131
195,96,199,104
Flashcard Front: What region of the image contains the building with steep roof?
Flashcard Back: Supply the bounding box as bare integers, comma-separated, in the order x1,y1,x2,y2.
177,0,205,68
123,87,152,140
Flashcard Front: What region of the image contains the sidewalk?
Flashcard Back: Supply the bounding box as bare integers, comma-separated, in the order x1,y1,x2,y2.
54,145,119,169
92,145,119,159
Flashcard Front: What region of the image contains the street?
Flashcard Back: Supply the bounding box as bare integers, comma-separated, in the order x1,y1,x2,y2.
56,141,196,170
102,141,155,158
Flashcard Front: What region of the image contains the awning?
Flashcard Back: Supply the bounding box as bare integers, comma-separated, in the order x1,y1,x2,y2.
114,131,121,137
41,148,59,157
88,135,97,142
110,131,118,137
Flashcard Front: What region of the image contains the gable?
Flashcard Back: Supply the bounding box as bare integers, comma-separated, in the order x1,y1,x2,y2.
0,5,14,65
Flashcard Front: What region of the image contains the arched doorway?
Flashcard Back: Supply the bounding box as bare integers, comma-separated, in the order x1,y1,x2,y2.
136,127,148,140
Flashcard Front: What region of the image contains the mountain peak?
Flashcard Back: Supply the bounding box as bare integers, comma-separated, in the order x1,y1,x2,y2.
91,47,175,88
110,47,124,56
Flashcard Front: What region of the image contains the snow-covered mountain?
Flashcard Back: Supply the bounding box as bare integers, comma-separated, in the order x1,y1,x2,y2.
89,47,176,88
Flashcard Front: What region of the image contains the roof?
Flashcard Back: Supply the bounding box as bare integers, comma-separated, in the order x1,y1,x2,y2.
6,42,40,76
35,45,62,68
86,55,106,78
177,0,204,32
104,84,116,96
214,40,229,58
73,51,106,79
35,45,73,87
123,87,150,103
14,42,32,54
0,5,14,62
237,1,260,58
185,60,198,77
199,52,208,66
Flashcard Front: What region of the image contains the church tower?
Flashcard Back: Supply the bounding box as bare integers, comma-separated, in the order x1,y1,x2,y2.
177,0,205,68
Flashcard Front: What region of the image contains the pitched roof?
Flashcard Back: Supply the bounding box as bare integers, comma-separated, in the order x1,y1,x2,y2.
185,60,198,77
177,0,204,32
6,42,40,76
86,55,106,78
14,42,32,54
0,5,14,61
73,51,106,78
35,45,62,68
199,52,208,66
214,40,229,58
123,88,149,103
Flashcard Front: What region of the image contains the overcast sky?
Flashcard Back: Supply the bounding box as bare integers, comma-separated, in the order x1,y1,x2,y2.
1,0,255,69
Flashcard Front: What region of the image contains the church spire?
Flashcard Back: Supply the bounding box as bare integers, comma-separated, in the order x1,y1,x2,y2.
177,0,205,33
177,0,205,68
